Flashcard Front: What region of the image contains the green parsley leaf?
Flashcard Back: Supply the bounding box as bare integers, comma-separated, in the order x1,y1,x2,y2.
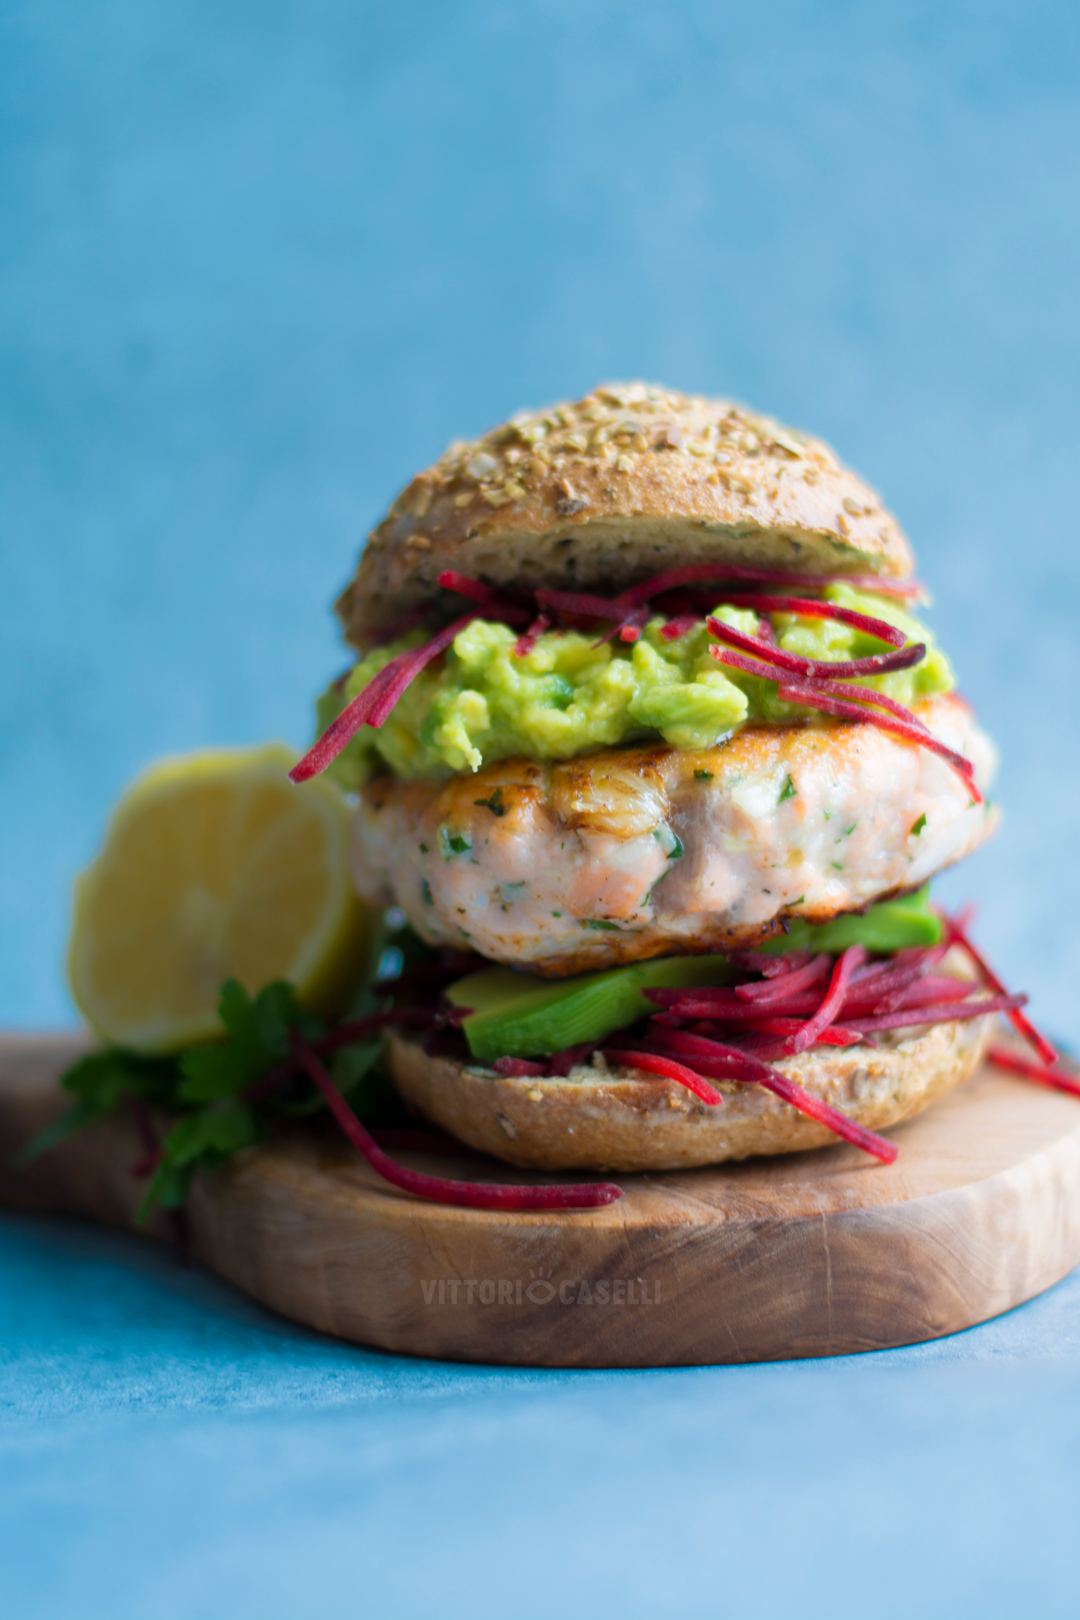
474,788,507,816
19,1047,178,1166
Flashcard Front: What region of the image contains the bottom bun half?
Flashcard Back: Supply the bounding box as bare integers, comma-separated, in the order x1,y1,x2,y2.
385,1017,992,1172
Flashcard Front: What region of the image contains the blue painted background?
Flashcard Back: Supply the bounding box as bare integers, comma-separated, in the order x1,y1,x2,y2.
4,6,1080,1616
4,0,1080,1037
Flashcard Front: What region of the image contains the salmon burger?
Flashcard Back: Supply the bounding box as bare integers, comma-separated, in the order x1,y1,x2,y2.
292,383,1030,1172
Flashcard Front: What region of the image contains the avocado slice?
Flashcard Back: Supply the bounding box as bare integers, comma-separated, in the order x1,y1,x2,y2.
445,888,941,1064
446,955,735,1065
761,885,942,956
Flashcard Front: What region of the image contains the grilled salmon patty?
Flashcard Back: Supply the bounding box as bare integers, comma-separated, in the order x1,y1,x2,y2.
351,693,996,975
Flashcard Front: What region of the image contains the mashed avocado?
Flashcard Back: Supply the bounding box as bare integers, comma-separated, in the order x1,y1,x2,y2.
320,585,953,787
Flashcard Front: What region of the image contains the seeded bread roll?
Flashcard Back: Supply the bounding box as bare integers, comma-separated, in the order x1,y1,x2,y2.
337,382,913,648
385,1014,991,1172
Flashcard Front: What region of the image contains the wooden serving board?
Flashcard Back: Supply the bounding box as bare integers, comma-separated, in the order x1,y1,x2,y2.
2,1032,1080,1367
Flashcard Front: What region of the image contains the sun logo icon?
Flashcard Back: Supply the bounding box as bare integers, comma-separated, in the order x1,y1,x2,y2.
525,1267,557,1304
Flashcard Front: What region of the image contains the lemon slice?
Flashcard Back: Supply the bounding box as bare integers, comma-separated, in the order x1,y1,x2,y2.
68,744,375,1051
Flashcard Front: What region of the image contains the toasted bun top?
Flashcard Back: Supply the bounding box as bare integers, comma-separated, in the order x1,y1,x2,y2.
337,382,913,647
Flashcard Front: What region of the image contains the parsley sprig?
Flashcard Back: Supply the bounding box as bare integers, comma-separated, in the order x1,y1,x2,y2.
28,976,407,1221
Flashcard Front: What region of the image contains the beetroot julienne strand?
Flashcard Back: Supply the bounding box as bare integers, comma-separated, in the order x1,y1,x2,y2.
363,616,492,727
616,562,924,606
987,1048,1080,1099
840,995,1026,1036
805,675,944,729
291,1033,622,1210
943,912,1058,1065
707,596,909,648
494,1056,547,1077
602,1048,724,1105
730,1018,863,1047
706,617,924,678
513,613,552,657
289,614,481,782
640,1027,898,1162
547,1042,602,1076
772,680,982,801
658,614,701,642
647,981,1022,1028
788,944,867,1053
592,606,650,646
436,571,529,621
869,973,972,1016
534,587,630,621
733,952,831,1003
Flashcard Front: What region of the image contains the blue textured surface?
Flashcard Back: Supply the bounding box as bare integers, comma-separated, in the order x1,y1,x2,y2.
4,3,1080,1614
3,1214,1080,1618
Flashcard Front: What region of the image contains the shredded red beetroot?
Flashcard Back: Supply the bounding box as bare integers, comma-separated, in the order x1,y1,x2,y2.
707,618,924,678
801,674,940,729
742,1063,897,1161
527,588,652,646
436,571,528,620
733,953,830,1003
593,605,650,647
547,1042,601,1076
728,947,813,978
734,1017,863,1047
988,1047,1080,1099
658,614,701,642
841,994,1026,1035
868,973,973,1015
773,680,982,801
640,1027,897,1162
944,912,1058,1064
650,990,825,1019
513,613,552,657
645,936,1026,1049
534,587,629,621
494,1056,547,1077
789,944,867,1052
363,617,492,727
710,596,909,648
617,562,924,606
291,1033,622,1210
289,614,481,783
648,979,1023,1031
845,943,949,994
602,1048,724,1105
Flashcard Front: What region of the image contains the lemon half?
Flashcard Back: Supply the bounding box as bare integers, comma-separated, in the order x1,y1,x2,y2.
68,744,374,1051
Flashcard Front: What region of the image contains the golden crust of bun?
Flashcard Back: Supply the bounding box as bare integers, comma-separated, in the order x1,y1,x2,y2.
385,1015,990,1172
337,382,913,647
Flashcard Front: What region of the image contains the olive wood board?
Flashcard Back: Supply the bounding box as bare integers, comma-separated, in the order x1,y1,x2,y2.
2,1031,1080,1368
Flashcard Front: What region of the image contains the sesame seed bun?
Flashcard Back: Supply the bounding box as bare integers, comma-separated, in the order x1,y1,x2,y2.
337,383,913,648
384,1014,991,1172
